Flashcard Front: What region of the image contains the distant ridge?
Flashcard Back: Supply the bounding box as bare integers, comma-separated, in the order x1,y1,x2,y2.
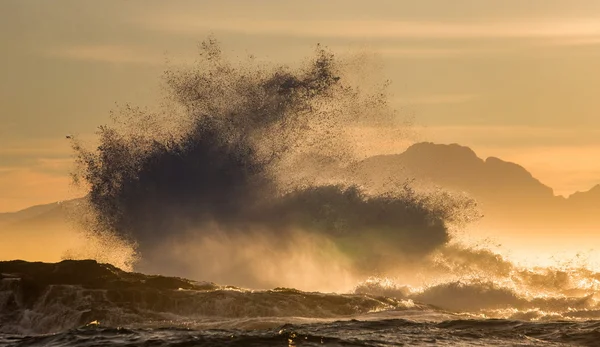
569,184,600,202
0,199,83,229
0,201,62,226
355,142,556,201
2,143,599,228
351,142,599,226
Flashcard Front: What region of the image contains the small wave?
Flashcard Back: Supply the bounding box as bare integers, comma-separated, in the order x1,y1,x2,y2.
356,276,600,322
7,318,600,347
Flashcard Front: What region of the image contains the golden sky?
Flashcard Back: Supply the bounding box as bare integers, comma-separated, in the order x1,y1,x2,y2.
2,0,600,212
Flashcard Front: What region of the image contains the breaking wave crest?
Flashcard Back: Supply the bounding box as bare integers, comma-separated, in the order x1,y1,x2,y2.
355,244,600,321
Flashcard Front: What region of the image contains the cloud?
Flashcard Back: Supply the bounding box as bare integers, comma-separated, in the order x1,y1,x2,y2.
0,138,87,212
0,168,78,212
0,138,74,171
0,138,72,156
542,37,600,47
46,45,165,65
137,15,600,40
376,47,470,58
393,93,478,105
423,125,600,147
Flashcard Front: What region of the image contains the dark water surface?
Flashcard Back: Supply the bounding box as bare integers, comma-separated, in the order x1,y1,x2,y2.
4,318,600,346
2,260,600,346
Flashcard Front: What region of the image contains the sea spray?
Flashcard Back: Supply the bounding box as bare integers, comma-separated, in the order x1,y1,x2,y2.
69,38,478,288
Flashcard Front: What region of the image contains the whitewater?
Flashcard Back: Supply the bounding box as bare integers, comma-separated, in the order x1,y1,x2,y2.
2,38,600,346
2,259,600,346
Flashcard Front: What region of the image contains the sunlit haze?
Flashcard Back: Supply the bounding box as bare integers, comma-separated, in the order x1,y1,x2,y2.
3,3,600,344
3,1,600,211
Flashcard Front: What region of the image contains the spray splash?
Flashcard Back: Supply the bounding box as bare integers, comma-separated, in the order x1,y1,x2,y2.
69,38,476,289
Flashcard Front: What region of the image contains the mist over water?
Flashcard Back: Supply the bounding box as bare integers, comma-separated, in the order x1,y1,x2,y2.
65,38,600,321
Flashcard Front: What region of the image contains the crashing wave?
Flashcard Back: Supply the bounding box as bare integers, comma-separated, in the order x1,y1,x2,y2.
68,38,478,288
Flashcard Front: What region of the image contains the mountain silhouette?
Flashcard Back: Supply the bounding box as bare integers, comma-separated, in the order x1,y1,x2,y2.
0,200,84,262
2,142,599,238
350,142,598,227
569,184,600,205
0,199,82,230
354,142,555,200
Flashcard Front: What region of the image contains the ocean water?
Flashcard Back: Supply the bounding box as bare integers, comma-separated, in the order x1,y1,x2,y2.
2,260,600,347
2,291,600,346
4,317,600,346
